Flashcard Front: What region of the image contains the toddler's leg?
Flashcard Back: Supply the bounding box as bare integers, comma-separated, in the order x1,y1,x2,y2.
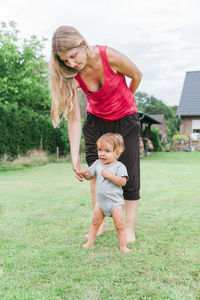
82,204,104,248
112,206,130,253
90,178,106,235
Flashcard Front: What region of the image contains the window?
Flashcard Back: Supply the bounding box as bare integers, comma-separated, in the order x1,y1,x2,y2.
192,120,200,133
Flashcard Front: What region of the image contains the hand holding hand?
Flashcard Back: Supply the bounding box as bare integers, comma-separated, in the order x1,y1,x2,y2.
80,168,91,180
72,156,83,182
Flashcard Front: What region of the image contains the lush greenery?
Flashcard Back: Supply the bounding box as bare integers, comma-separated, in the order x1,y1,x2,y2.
150,126,162,151
0,21,69,156
172,133,187,141
0,102,69,156
135,91,180,142
0,152,199,299
0,21,49,110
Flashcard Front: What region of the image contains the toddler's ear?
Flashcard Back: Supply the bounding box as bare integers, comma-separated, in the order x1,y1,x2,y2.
116,150,123,158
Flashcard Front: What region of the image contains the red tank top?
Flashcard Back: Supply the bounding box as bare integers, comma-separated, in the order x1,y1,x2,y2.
75,45,138,121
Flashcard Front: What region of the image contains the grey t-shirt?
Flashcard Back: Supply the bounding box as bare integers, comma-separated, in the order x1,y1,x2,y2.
88,159,128,216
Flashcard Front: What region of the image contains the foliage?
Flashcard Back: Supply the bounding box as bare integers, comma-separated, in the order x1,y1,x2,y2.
0,102,70,156
172,133,187,141
0,21,50,111
135,91,180,140
150,126,162,151
0,21,72,156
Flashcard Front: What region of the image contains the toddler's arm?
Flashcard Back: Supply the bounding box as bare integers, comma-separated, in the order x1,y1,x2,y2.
80,168,92,180
101,169,127,186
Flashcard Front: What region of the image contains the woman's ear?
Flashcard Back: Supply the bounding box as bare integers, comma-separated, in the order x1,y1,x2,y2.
80,40,87,46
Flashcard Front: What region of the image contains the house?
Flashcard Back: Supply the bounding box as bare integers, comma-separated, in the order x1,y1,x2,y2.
149,114,168,143
177,71,200,139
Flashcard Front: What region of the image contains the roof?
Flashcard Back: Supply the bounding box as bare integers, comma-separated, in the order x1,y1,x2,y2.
177,71,200,116
138,111,161,124
149,114,165,124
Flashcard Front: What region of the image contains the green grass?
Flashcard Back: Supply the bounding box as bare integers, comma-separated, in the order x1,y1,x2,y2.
0,152,200,300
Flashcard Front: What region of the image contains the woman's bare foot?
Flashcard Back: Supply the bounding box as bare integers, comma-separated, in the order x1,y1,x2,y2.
85,220,107,238
126,230,136,243
120,246,130,253
96,222,107,236
82,243,92,248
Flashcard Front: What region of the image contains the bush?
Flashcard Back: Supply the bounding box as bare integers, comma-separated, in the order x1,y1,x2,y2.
150,126,162,151
0,103,70,157
172,133,187,141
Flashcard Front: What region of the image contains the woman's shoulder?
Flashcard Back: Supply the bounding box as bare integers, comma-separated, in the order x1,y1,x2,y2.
106,47,125,72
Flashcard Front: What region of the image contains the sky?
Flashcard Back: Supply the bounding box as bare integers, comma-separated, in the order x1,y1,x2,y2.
1,0,200,106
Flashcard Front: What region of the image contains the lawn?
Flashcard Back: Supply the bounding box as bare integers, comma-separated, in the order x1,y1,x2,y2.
0,152,200,300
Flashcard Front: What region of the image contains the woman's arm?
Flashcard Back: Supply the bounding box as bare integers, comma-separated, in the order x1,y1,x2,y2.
68,86,83,181
107,47,142,94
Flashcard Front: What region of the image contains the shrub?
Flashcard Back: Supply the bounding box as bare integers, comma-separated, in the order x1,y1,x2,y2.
150,126,162,151
0,103,70,157
172,133,187,141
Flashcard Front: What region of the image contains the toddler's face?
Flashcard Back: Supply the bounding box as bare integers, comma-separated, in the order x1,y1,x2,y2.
97,142,119,165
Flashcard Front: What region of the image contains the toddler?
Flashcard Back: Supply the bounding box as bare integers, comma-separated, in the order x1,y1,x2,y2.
80,133,130,253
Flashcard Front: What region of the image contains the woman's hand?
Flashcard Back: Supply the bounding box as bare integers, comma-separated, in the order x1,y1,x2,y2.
72,155,83,182
80,168,92,180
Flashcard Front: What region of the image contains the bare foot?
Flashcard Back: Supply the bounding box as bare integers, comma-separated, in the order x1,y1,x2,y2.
126,230,136,243
82,243,92,248
120,246,130,253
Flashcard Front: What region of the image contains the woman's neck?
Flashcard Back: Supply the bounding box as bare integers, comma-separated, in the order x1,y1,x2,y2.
81,45,98,72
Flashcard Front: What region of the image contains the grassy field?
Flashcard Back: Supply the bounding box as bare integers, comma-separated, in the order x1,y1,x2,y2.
0,152,200,300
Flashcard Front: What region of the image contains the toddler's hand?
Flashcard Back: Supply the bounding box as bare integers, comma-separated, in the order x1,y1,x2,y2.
101,169,112,179
80,168,91,180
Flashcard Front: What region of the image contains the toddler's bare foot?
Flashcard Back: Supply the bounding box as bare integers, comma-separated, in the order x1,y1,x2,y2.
126,230,136,243
82,243,92,248
120,246,130,253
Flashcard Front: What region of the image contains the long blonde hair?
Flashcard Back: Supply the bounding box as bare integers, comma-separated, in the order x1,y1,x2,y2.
49,26,87,127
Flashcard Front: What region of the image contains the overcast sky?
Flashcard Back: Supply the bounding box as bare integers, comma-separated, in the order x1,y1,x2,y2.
1,0,200,106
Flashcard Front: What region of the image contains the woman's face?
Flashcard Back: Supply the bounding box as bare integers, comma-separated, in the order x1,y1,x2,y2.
57,46,87,71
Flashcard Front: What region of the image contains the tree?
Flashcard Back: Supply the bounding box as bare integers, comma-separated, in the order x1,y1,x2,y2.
0,21,70,157
135,91,180,139
0,21,50,112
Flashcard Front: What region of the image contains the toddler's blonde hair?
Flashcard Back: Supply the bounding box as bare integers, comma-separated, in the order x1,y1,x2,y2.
97,133,125,155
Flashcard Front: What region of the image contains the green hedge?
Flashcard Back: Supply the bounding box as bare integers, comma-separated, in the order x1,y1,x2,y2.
0,103,70,156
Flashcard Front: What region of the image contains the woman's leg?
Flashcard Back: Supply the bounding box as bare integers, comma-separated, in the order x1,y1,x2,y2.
124,199,139,243
90,178,106,235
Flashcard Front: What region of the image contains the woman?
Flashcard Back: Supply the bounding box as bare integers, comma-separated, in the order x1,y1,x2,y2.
49,26,142,242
